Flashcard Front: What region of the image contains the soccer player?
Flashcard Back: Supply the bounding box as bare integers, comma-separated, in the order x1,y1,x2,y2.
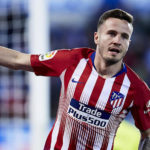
0,9,150,150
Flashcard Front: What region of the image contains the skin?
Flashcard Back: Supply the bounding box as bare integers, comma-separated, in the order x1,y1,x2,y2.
141,129,150,139
0,46,32,71
94,17,133,78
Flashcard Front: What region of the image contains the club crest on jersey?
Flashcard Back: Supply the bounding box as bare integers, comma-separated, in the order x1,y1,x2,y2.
39,50,57,61
109,91,124,109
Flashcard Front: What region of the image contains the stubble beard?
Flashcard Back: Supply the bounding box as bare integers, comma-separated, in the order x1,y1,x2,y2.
104,57,122,66
104,51,127,66
97,45,127,66
101,47,127,66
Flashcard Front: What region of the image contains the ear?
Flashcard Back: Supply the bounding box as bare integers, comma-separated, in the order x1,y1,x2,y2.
94,32,99,45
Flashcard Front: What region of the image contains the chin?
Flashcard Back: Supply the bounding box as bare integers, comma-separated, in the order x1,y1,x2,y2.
105,57,121,65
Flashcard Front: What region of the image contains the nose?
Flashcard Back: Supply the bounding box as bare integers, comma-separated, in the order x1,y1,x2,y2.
113,35,121,46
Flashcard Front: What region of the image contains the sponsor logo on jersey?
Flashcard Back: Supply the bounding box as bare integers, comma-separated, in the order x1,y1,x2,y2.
72,78,84,84
109,91,124,109
67,98,110,128
144,100,150,115
39,50,57,61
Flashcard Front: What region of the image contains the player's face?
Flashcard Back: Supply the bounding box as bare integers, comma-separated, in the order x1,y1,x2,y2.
94,18,133,64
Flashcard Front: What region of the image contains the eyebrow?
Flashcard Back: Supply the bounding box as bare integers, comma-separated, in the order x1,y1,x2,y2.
107,30,130,39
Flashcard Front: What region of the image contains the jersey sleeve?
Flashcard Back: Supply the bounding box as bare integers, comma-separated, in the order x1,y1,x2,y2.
131,81,150,131
30,49,79,77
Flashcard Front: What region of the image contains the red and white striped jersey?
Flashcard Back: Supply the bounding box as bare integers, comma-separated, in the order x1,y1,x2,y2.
31,48,150,150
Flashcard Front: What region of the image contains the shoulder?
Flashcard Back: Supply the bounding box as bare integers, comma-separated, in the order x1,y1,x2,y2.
125,64,150,102
57,47,94,65
70,47,95,58
126,64,149,89
55,47,94,60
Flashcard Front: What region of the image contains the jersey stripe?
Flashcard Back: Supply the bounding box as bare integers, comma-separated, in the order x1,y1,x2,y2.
44,125,55,150
68,119,80,150
73,67,98,149
106,136,114,150
80,68,98,104
88,77,105,107
85,127,97,150
64,63,78,96
68,59,93,149
50,115,62,149
96,78,115,110
73,62,92,101
53,60,85,149
67,59,87,99
61,118,74,150
92,133,104,150
112,74,130,114
49,71,68,150
60,59,87,149
104,73,125,112
76,125,89,150
100,74,125,149
101,74,130,149
52,68,74,149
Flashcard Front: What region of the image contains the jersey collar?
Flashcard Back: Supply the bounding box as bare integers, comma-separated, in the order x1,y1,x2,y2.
90,52,127,77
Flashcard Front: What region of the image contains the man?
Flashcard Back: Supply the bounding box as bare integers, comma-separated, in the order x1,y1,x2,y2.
0,9,150,150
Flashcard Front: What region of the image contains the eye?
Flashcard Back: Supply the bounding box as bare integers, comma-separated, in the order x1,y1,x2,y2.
122,33,129,40
107,31,117,37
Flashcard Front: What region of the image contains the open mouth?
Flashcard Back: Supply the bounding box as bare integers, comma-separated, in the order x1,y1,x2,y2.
108,48,120,53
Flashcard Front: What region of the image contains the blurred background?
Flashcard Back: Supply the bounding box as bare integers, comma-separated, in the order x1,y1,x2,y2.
0,0,150,150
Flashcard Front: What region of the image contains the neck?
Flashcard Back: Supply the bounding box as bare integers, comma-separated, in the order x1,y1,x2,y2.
94,52,123,78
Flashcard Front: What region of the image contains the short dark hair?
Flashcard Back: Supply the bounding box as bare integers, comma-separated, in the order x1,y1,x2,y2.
97,9,133,29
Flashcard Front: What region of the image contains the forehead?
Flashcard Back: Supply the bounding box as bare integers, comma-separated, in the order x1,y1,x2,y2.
99,18,133,35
